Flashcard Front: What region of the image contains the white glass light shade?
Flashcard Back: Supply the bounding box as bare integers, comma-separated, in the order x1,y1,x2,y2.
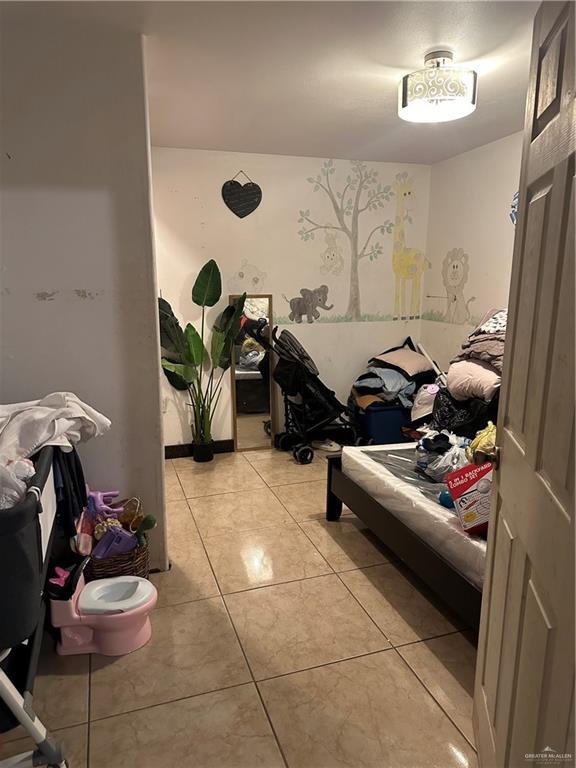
398,65,478,123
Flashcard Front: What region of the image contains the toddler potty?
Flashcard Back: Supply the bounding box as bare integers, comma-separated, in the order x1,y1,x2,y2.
50,563,157,656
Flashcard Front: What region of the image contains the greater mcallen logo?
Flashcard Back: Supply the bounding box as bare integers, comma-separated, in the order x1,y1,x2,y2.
525,746,573,762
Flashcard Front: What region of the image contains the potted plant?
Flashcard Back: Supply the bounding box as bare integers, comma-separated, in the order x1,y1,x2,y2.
158,259,246,462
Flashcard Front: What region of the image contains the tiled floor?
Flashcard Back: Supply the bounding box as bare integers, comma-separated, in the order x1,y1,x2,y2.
2,451,478,768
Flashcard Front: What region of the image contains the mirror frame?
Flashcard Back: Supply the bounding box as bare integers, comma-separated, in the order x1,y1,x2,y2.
229,293,276,452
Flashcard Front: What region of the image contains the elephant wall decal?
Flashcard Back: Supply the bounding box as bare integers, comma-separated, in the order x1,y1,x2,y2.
283,285,334,323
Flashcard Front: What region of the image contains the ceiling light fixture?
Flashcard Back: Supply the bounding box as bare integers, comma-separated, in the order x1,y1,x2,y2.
398,50,478,123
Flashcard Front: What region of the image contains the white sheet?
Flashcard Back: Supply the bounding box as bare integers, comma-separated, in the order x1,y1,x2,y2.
342,444,486,588
0,392,110,460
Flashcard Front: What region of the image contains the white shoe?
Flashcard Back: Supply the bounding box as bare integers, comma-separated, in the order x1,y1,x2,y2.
311,439,341,453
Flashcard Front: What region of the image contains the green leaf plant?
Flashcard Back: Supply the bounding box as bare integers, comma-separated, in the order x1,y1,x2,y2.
159,259,246,445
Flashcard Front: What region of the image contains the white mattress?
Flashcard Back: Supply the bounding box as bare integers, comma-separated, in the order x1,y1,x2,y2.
341,444,486,588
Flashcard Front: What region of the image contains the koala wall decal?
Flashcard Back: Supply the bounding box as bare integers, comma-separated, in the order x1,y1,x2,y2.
319,232,344,276
227,259,267,293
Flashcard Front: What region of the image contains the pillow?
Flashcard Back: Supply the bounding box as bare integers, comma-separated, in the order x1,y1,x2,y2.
373,347,433,377
446,360,501,403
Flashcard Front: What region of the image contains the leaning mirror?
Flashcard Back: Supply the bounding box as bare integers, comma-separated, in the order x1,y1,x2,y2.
229,295,274,451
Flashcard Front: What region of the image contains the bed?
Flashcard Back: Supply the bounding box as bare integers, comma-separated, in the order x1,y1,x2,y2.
326,444,485,628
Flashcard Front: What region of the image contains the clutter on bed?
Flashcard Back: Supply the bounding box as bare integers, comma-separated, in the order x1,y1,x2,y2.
349,337,437,444
415,429,470,482
329,445,486,623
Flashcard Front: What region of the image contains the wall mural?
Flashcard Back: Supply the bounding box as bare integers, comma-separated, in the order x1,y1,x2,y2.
391,173,430,319
282,285,334,324
297,159,395,322
319,232,345,276
227,259,267,293
424,247,477,325
441,248,476,324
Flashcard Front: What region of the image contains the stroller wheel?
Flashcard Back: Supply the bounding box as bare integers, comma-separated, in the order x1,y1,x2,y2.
293,445,314,464
263,419,272,437
276,432,293,451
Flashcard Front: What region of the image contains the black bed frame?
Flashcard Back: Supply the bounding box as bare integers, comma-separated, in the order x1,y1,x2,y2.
325,453,483,630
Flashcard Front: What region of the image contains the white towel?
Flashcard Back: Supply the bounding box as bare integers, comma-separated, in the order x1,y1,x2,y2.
0,392,111,460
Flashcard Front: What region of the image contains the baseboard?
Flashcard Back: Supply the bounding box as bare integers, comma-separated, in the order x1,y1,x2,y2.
164,440,235,460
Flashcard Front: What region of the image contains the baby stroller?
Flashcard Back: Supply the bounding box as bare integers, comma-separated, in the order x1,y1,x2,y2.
250,326,357,464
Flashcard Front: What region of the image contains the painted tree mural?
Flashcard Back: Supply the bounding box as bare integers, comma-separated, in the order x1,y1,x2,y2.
298,160,394,321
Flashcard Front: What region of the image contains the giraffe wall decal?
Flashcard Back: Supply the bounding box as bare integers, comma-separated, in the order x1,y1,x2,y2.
391,173,430,320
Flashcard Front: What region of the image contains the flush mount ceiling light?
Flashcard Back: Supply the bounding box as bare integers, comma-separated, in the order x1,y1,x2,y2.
398,50,478,123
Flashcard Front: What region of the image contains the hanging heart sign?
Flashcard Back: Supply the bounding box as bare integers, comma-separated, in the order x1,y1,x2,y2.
222,178,262,218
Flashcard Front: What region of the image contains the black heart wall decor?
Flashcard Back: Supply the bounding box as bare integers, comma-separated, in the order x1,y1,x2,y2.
222,172,262,218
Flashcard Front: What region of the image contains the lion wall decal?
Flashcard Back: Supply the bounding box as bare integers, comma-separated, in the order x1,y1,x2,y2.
442,248,476,324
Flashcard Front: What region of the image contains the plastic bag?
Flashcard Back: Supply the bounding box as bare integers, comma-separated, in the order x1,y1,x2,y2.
466,421,497,462
424,443,469,482
0,457,34,509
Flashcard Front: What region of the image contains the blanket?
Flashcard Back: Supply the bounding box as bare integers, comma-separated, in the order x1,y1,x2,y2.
0,392,111,460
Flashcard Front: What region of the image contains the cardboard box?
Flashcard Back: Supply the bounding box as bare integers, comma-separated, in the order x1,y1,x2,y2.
446,462,493,533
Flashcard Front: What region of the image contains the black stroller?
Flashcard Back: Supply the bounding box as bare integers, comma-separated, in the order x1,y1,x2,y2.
250,326,357,464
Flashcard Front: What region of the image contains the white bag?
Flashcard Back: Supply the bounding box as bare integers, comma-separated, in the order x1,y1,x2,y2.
424,443,469,483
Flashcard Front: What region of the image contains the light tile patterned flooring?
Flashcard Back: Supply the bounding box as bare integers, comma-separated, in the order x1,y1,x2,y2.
2,451,478,768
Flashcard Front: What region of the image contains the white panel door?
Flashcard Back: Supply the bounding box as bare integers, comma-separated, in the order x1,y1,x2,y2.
473,2,575,766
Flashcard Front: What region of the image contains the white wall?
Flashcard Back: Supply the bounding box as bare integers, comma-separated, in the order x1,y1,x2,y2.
151,136,522,447
0,9,167,568
152,149,430,444
421,132,523,368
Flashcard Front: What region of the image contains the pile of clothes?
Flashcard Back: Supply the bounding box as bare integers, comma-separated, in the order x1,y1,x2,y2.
0,393,111,516
429,310,506,438
351,337,436,410
350,338,437,443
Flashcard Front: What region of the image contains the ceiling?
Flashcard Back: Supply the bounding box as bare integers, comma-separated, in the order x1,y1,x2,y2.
19,1,537,164
143,1,536,163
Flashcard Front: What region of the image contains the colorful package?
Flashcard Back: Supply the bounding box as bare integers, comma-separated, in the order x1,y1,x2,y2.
445,462,493,534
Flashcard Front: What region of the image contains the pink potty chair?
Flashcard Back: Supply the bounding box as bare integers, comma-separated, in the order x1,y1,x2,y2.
50,562,157,656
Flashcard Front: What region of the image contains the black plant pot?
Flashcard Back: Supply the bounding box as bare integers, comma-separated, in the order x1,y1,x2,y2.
192,441,215,463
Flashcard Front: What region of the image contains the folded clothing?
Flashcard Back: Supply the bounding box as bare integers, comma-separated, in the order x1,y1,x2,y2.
446,360,501,403
451,309,507,373
476,309,507,335
354,368,416,408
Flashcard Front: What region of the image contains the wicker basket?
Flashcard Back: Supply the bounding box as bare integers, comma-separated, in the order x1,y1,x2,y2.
85,538,150,582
